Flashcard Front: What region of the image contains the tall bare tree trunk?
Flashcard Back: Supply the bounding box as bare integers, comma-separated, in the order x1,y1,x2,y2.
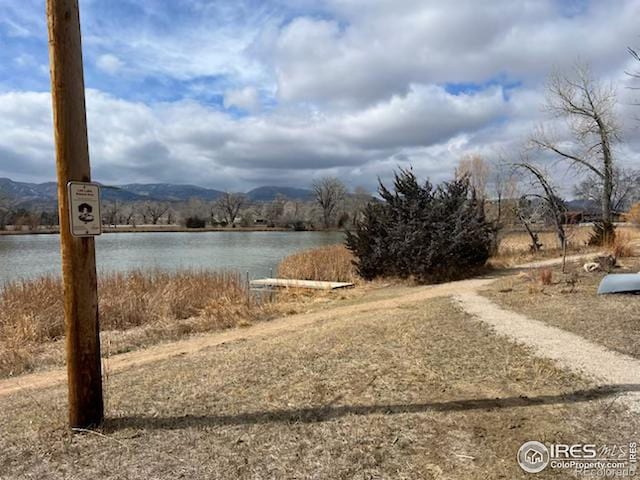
600,116,614,236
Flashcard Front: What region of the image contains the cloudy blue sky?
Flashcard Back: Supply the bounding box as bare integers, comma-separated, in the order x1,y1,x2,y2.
0,0,639,192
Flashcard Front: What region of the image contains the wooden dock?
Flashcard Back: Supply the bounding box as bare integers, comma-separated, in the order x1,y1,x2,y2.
249,278,354,290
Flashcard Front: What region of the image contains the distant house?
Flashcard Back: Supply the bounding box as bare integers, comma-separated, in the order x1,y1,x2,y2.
562,200,625,224
561,210,626,225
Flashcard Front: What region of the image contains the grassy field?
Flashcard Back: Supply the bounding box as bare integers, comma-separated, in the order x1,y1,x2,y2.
491,224,640,266
1,296,635,479
482,255,640,359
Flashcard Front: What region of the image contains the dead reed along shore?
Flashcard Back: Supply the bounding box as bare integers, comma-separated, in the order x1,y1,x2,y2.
0,270,273,378
277,244,358,283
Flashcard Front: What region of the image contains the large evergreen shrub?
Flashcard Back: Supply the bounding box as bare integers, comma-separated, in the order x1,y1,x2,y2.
345,169,493,283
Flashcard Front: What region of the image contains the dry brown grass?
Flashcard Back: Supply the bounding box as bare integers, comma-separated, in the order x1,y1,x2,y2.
493,226,591,266
607,229,636,258
626,203,640,225
0,270,274,378
277,244,359,283
491,225,640,266
1,296,635,479
538,267,553,285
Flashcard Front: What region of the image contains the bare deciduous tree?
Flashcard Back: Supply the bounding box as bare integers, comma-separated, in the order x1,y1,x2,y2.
574,168,640,213
206,200,218,226
457,154,489,199
178,198,207,227
0,192,12,230
143,201,170,225
628,47,640,97
312,177,347,229
14,211,41,231
628,47,640,122
489,157,519,226
102,200,121,227
515,196,544,253
350,186,372,226
264,194,286,226
216,192,246,225
122,204,137,226
282,199,308,228
166,208,176,225
514,161,567,256
531,62,620,241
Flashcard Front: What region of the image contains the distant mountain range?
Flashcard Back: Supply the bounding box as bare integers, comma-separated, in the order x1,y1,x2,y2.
244,186,314,202
0,178,314,209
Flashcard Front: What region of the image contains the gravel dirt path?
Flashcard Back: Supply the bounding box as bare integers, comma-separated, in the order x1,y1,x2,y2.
455,291,640,386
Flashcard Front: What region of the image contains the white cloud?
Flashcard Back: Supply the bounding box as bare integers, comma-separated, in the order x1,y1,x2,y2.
81,1,274,88
0,85,517,189
1,16,33,38
334,85,507,149
96,54,124,75
264,0,640,107
0,91,54,180
223,87,260,112
2,0,640,192
13,54,37,68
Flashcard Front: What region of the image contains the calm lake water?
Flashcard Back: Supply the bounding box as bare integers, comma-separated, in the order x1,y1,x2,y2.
0,231,345,284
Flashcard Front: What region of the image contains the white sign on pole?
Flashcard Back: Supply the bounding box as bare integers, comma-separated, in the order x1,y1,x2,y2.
68,182,102,237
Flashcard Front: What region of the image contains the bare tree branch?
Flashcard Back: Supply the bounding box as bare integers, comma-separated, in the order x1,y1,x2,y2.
143,201,170,225
215,192,246,225
531,62,619,232
312,177,347,229
513,162,567,249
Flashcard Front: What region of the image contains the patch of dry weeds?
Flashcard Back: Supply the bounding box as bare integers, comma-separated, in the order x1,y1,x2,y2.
490,225,640,268
277,244,359,283
0,270,276,378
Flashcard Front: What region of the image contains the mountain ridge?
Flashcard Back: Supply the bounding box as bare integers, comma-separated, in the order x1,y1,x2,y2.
0,178,314,208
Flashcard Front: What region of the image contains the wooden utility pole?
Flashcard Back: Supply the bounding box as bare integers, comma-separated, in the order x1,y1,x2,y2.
47,0,104,428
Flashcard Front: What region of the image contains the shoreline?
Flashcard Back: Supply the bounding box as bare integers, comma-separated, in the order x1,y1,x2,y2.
0,226,345,236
